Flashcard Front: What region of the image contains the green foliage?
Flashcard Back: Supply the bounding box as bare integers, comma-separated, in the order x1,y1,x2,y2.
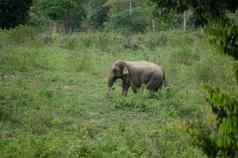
37,0,86,32
152,7,184,30
0,47,49,72
0,80,51,124
234,63,238,84
0,28,236,158
0,25,45,48
30,0,192,32
49,31,169,52
0,0,33,29
170,47,199,65
106,7,152,33
103,0,155,32
38,0,84,21
110,88,175,113
203,85,238,158
183,16,238,158
60,35,79,50
83,0,109,30
68,53,94,73
151,0,238,26
207,24,238,59
5,25,36,44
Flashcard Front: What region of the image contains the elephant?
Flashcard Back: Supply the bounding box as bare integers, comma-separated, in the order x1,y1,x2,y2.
107,60,166,96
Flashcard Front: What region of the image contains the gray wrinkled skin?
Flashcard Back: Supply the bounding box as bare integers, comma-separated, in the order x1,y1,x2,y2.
108,60,166,96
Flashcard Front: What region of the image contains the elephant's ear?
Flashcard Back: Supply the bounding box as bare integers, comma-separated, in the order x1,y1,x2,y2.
122,67,129,76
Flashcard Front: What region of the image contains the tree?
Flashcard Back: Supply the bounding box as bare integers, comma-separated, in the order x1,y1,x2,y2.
83,0,109,30
152,1,238,158
80,0,110,30
208,24,238,59
105,0,154,32
151,0,238,26
203,85,238,158
0,0,33,29
38,0,86,32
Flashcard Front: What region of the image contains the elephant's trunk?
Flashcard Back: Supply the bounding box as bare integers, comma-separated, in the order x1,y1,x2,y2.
107,74,116,95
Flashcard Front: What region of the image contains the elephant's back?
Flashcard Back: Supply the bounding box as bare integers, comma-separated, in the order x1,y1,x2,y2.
126,61,162,73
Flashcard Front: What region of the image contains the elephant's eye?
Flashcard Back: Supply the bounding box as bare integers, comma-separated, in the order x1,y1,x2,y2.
113,68,118,73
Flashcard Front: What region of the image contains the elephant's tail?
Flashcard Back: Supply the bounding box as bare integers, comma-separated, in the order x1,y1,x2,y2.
163,75,168,87
161,66,167,87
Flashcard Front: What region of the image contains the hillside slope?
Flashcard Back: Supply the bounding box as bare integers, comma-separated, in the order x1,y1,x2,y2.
0,28,236,158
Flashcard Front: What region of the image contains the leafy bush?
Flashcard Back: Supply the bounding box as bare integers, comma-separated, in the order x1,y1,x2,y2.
204,85,238,158
105,7,152,33
189,85,238,158
0,25,44,48
7,25,34,43
0,31,10,49
207,24,238,59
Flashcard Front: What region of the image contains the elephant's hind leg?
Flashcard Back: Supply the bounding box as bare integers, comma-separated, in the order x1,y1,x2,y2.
147,77,162,92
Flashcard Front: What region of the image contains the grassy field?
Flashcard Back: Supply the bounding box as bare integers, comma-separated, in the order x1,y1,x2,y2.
0,26,236,158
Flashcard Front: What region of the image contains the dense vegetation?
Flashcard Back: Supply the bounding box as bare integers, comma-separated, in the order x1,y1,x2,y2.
0,0,33,29
0,0,238,158
0,25,237,158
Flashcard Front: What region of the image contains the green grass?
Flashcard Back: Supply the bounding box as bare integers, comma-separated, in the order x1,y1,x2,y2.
0,27,236,158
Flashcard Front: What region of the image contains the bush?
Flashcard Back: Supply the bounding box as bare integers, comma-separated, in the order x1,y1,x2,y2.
0,31,10,49
0,25,44,48
7,25,35,43
204,85,238,158
105,7,152,33
207,24,238,59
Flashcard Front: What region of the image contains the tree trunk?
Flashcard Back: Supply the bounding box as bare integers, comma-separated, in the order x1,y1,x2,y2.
129,0,132,15
152,19,156,32
183,11,187,31
64,10,72,33
49,20,57,33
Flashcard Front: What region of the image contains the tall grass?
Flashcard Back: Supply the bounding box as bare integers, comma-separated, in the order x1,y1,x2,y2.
0,26,236,158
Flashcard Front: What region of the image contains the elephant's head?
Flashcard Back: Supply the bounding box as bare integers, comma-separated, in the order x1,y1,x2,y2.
108,60,129,94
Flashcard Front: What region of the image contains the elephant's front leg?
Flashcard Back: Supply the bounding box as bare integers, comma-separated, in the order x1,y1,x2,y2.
122,80,130,96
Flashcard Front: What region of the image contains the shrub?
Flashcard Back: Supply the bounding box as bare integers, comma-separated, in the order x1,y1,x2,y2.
204,85,238,158
7,25,36,44
207,24,238,59
105,7,151,33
